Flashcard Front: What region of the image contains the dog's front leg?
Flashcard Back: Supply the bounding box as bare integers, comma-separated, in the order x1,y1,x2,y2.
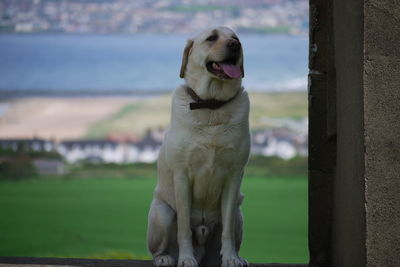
174,171,198,267
220,172,247,267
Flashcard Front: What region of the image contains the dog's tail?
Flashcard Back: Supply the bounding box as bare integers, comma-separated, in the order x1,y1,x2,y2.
195,225,209,246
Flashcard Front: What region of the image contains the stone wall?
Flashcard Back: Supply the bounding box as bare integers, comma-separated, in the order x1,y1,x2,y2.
364,1,400,266
309,0,400,266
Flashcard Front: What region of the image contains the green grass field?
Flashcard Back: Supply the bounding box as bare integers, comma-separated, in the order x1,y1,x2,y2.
0,173,308,263
0,90,308,263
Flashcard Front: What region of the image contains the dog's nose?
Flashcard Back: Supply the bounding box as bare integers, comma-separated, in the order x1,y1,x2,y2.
226,39,241,51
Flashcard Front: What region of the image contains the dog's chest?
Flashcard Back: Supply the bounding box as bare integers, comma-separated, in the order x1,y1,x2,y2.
185,126,239,210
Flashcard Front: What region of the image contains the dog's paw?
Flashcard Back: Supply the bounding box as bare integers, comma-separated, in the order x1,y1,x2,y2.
153,255,175,267
221,254,248,267
240,257,249,267
178,255,198,267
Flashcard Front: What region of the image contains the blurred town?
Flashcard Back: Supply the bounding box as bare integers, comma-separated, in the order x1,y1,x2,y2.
0,123,307,175
0,0,308,35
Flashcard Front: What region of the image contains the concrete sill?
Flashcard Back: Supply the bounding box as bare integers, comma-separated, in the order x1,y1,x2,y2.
0,257,307,267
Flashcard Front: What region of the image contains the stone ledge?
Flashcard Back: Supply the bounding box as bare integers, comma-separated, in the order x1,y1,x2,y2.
0,257,308,267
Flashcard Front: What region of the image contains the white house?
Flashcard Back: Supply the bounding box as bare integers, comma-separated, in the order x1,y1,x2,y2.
57,140,125,164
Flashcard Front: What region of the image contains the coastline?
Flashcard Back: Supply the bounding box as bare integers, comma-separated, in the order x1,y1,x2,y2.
0,89,172,101
0,91,307,141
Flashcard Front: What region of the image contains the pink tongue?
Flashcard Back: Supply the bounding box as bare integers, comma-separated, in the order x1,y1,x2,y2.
219,63,242,79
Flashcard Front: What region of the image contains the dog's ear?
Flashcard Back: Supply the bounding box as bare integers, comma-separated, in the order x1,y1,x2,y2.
180,39,194,78
240,51,245,78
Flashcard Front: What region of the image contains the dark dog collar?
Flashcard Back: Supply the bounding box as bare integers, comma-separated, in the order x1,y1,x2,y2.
186,86,238,110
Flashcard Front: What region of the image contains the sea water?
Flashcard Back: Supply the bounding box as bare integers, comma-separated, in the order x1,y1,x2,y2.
0,34,307,94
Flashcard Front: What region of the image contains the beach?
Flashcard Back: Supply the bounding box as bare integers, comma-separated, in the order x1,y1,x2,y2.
0,97,136,140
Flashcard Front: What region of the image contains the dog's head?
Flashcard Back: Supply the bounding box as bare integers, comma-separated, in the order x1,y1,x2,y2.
180,27,244,82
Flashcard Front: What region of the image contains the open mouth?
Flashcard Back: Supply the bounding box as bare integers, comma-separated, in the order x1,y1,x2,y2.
206,60,242,80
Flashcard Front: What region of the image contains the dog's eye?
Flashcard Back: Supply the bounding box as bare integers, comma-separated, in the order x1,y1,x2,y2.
206,35,218,42
232,36,239,41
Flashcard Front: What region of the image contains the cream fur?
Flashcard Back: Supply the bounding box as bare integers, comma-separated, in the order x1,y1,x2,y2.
147,27,250,267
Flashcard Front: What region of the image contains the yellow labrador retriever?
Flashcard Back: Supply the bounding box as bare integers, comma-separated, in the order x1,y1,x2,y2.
147,26,250,267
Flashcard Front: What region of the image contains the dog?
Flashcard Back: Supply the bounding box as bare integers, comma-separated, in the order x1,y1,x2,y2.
147,26,250,267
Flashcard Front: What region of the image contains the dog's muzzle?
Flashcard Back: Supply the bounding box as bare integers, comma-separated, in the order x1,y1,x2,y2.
206,39,242,80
